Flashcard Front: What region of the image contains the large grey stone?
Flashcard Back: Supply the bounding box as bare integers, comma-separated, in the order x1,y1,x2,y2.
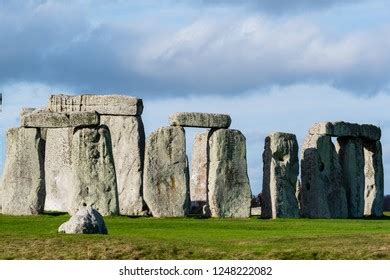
1,128,46,215
309,121,381,141
21,110,99,128
169,112,231,128
261,132,300,219
143,126,190,217
100,115,146,216
300,134,348,218
49,94,143,116
208,129,251,218
190,132,209,214
337,137,365,218
58,206,108,234
363,140,384,217
70,126,119,216
44,128,73,212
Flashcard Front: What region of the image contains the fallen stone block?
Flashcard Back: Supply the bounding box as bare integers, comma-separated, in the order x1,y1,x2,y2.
1,127,46,215
143,126,190,217
208,129,251,218
261,132,300,219
58,206,108,234
49,94,143,116
169,112,231,128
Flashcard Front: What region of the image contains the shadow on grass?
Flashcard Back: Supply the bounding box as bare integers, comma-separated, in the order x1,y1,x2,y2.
43,211,68,217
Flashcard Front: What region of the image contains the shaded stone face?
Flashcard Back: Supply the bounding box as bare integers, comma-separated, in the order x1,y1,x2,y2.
70,126,119,216
190,132,209,214
143,126,190,217
337,137,365,218
300,134,348,218
100,115,146,216
1,127,46,215
49,94,143,116
44,128,73,212
309,121,381,141
363,140,384,217
261,132,299,219
169,112,231,128
207,129,251,218
21,110,99,128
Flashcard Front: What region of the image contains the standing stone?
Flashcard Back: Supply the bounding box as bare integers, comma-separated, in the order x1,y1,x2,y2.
190,132,209,214
100,115,145,216
208,129,251,218
300,134,347,218
363,140,384,217
337,137,365,218
70,126,119,216
143,126,190,217
1,128,46,215
261,132,300,219
44,128,73,212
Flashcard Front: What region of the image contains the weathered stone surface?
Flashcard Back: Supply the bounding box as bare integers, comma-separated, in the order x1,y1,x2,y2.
1,128,46,215
190,132,209,214
49,94,143,116
58,206,108,234
70,126,119,216
100,115,146,216
143,126,190,217
300,134,348,218
363,140,384,217
44,128,73,212
309,121,381,140
21,110,99,128
261,132,300,219
360,124,381,141
20,107,36,119
251,207,261,216
208,129,251,218
169,112,231,128
337,137,365,218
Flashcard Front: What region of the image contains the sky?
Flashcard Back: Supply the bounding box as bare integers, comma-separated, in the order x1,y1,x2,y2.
1,0,390,195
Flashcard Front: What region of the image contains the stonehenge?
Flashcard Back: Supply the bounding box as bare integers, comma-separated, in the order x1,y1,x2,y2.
299,121,384,218
0,94,385,220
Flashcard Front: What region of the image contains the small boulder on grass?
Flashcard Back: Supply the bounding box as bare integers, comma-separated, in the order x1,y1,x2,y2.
58,206,108,234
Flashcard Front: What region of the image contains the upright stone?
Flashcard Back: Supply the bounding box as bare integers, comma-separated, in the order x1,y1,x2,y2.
337,137,365,218
190,132,209,214
44,128,73,212
1,128,46,215
208,129,251,218
261,132,300,219
169,112,231,128
300,134,347,218
100,115,145,216
49,94,143,116
363,140,384,217
70,126,119,216
143,126,190,217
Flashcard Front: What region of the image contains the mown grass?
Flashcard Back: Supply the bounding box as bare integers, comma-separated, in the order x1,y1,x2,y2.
0,213,389,260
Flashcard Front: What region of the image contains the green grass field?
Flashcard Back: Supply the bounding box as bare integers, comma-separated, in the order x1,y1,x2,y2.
0,213,389,260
